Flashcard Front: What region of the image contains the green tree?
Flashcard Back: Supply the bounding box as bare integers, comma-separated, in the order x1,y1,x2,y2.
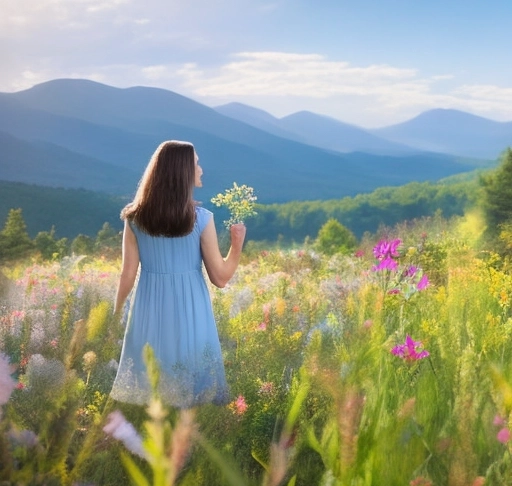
95,222,120,253
0,208,34,261
71,234,95,255
34,227,68,260
481,148,512,238
314,218,357,256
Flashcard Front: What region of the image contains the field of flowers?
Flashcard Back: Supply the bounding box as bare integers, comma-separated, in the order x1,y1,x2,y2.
2,214,512,486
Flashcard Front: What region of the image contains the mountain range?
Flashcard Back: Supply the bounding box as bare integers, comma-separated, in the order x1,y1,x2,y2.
0,78,509,206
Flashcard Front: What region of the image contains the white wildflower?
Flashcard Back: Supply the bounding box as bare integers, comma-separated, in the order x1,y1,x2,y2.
107,359,119,371
0,352,16,405
103,410,146,458
229,287,254,317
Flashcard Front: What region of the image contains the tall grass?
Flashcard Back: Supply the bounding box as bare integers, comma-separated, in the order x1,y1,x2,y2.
1,216,512,485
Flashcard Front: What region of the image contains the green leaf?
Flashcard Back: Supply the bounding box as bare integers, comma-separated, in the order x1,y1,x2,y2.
251,450,269,473
120,452,151,486
287,475,297,486
285,367,310,434
196,434,251,486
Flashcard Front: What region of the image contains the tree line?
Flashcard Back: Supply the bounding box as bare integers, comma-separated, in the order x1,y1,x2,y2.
0,210,121,262
1,148,511,262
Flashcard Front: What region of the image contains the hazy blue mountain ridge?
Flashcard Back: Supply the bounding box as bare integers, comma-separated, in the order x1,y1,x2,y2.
215,103,419,156
215,103,511,161
0,79,501,204
370,109,512,159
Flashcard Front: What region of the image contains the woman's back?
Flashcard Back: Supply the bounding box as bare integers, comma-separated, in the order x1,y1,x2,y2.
130,206,211,274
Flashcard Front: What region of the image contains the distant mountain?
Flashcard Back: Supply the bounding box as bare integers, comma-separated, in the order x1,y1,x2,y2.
0,79,495,203
215,103,418,156
0,131,139,193
278,111,420,156
371,109,512,159
214,102,307,143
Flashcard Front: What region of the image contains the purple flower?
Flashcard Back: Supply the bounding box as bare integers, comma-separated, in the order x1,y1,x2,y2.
373,239,401,260
391,335,429,362
416,274,429,290
404,265,418,278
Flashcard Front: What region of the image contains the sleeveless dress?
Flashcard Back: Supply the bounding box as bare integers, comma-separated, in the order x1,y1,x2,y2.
110,206,229,408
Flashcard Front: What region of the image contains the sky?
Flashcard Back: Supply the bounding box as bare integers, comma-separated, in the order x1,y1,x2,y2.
1,0,512,128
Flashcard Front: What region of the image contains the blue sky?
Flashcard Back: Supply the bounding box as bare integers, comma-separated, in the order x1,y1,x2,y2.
1,0,511,127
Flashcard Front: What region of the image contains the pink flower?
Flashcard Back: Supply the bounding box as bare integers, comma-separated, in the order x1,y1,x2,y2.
363,319,373,329
493,414,507,426
103,410,146,458
354,249,364,258
230,395,248,415
497,427,511,444
258,382,274,394
11,310,25,319
410,477,432,486
391,335,429,362
0,353,17,405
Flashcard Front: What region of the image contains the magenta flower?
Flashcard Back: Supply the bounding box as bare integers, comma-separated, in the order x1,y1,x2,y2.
373,239,401,260
372,256,398,272
417,274,429,290
391,335,429,361
404,265,418,277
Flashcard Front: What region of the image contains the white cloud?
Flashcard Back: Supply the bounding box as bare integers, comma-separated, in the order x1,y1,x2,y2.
176,52,419,99
0,0,130,34
162,51,512,124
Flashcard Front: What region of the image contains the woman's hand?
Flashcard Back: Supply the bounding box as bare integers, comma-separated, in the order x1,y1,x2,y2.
230,223,246,249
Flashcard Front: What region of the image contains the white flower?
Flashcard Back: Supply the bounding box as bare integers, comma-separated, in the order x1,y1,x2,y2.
0,353,17,405
103,410,146,458
107,359,119,371
211,182,258,228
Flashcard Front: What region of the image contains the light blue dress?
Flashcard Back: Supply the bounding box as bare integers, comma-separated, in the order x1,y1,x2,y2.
110,207,229,408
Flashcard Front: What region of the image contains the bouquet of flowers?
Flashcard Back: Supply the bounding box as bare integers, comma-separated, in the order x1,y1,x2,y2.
210,183,257,229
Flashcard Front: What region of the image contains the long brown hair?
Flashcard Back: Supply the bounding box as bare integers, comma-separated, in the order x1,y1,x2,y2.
121,140,197,237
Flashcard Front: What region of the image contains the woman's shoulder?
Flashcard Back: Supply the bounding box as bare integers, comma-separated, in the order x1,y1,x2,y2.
195,206,213,219
195,206,213,232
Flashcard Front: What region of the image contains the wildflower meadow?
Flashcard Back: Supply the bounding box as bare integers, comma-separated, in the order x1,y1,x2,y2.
2,211,512,486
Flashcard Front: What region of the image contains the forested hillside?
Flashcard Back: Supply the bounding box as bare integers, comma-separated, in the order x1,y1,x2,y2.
0,174,483,244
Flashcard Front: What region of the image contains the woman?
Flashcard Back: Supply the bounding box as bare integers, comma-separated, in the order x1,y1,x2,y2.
110,140,246,408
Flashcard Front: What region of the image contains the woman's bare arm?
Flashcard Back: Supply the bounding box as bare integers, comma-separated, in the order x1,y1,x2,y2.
200,219,246,288
114,221,140,315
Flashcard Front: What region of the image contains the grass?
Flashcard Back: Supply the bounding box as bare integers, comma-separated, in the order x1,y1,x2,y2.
1,215,512,485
